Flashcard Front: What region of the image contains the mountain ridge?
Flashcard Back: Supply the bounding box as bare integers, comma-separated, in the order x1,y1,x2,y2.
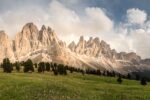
0,22,149,74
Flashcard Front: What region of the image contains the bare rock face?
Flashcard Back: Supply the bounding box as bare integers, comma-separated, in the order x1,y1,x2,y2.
0,31,14,62
14,23,40,58
38,25,60,47
115,52,141,63
0,22,147,74
75,36,86,54
68,41,76,52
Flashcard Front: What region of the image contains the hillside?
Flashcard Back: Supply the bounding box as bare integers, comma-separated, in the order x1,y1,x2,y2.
0,72,149,100
0,23,150,75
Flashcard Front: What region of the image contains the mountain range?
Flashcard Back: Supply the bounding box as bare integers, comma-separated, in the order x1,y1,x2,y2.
0,22,150,74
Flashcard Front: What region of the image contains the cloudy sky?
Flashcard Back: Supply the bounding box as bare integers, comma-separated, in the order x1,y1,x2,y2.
0,0,150,58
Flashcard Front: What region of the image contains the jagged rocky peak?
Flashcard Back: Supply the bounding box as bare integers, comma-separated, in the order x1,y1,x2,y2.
68,41,76,51
115,51,141,63
100,40,112,58
75,36,86,54
0,31,10,46
93,37,100,43
126,52,141,62
41,25,46,30
39,25,59,45
0,30,6,36
14,22,40,57
21,22,39,38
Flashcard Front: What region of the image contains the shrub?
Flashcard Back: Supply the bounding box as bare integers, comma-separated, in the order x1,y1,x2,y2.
117,76,122,84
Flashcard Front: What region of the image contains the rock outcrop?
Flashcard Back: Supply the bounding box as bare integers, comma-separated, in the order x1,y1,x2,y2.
0,31,14,62
0,22,148,74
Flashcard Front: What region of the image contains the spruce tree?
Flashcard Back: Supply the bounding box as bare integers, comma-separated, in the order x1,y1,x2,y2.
2,58,13,73
141,77,147,85
23,59,34,72
45,62,50,72
38,62,45,73
15,61,20,72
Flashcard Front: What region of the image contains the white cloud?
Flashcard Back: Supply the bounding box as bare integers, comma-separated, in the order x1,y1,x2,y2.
85,7,113,33
0,1,150,58
0,6,49,38
46,1,114,43
126,8,147,25
130,29,150,58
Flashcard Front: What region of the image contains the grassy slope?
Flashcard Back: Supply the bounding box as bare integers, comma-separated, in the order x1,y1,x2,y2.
0,72,150,100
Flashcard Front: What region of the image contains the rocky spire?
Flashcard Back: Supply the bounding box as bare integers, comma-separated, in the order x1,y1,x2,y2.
0,31,14,62
68,41,76,51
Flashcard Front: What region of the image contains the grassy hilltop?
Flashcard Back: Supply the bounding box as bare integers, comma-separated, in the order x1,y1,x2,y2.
0,72,150,100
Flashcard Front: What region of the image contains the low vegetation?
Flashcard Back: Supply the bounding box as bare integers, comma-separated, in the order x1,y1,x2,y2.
0,58,149,100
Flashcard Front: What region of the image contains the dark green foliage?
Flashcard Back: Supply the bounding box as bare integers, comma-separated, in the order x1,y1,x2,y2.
58,64,65,75
70,67,74,73
2,58,13,73
136,74,140,80
117,76,122,84
51,63,67,75
23,59,34,73
81,70,85,75
141,77,147,85
38,62,45,73
127,73,131,79
34,63,38,68
54,70,58,76
45,62,50,72
15,61,20,72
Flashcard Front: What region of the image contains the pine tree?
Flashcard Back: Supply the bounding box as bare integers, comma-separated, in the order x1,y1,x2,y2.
38,62,45,73
15,61,20,72
45,62,50,72
127,73,131,79
136,74,140,80
23,59,34,72
140,77,147,85
2,58,13,73
34,63,38,68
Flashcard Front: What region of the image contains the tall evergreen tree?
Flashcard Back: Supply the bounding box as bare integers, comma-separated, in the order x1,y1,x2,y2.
2,58,13,73
38,62,45,73
15,61,20,72
127,73,131,79
23,59,34,72
141,77,147,85
45,62,50,72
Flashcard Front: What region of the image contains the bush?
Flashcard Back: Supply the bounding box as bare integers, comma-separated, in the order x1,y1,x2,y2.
117,76,122,84
140,77,147,85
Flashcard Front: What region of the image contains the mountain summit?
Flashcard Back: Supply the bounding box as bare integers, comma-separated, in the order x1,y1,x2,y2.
0,22,149,74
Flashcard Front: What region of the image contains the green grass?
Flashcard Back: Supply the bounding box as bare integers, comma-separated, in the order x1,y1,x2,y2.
0,72,150,100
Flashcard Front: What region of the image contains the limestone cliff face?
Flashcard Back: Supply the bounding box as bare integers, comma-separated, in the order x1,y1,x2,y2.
0,31,14,62
14,23,40,58
0,22,147,74
69,37,141,63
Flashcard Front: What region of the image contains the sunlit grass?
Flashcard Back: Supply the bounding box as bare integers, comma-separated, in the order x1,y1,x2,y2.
0,71,149,100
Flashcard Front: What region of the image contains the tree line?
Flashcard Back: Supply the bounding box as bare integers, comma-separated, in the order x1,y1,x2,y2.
0,58,148,85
